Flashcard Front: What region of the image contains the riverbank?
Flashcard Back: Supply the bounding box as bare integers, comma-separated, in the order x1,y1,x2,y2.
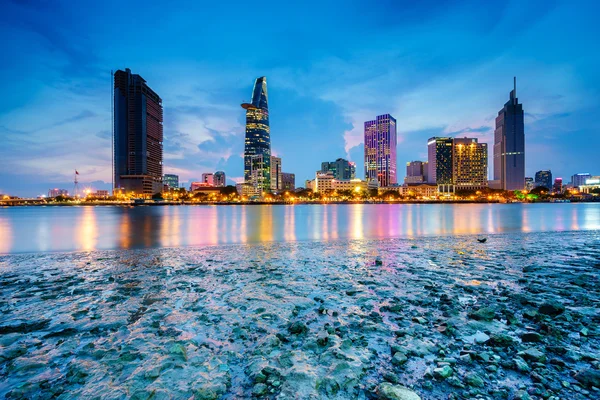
1,231,599,399
3,198,598,206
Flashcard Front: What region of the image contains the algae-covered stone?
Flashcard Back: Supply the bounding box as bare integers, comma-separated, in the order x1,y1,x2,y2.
288,321,308,335
433,365,453,379
519,348,546,363
465,372,484,387
169,343,187,361
469,307,496,321
392,352,408,366
378,382,421,400
252,383,268,396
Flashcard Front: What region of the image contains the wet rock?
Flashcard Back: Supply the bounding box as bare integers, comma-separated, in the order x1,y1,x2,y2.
513,358,530,373
520,332,543,343
489,333,517,347
519,348,546,363
0,343,28,361
463,331,490,344
392,352,408,366
377,382,421,400
0,319,50,334
433,365,453,379
573,368,600,388
465,372,485,387
169,343,187,361
468,307,496,321
252,383,268,396
288,321,309,335
538,301,565,316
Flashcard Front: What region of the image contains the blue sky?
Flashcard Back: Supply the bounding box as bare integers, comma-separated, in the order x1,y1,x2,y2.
1,0,599,196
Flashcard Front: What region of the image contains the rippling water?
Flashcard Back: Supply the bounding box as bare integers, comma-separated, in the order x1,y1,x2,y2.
1,203,599,253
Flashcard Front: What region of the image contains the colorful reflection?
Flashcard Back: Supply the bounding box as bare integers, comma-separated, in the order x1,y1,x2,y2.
0,203,599,253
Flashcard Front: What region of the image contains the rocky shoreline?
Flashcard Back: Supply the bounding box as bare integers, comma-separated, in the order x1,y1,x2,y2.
1,230,599,399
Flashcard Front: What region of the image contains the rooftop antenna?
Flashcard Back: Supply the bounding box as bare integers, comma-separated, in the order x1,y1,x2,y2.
513,76,517,104
74,170,80,197
111,69,114,195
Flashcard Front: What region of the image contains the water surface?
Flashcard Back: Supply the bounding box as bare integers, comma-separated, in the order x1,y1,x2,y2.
0,203,599,253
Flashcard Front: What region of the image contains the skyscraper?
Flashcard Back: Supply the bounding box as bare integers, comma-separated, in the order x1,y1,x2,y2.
525,177,534,191
405,161,428,184
427,137,453,185
282,173,295,191
163,174,179,190
571,173,590,188
452,138,488,189
349,162,356,179
270,156,282,191
493,77,525,190
364,114,397,187
113,68,163,195
214,171,226,187
321,158,353,180
242,77,271,192
534,170,552,189
553,178,563,193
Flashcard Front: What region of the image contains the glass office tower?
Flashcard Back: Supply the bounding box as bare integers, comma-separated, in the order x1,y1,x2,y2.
242,77,271,192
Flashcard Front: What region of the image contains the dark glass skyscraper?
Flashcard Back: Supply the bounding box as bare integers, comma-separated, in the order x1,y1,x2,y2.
534,170,552,189
364,114,397,187
114,68,163,195
427,137,453,185
494,78,525,190
242,77,271,192
321,158,353,180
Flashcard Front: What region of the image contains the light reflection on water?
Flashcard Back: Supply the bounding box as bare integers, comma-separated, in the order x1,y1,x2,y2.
0,203,599,254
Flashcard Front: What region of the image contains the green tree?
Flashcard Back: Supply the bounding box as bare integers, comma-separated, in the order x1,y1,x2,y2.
530,186,549,195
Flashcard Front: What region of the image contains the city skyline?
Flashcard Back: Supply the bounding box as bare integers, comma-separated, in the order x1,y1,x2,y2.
1,1,599,197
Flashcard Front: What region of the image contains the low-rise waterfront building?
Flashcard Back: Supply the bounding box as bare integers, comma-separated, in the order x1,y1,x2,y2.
380,184,438,198
94,190,109,198
48,188,69,198
579,176,600,194
312,171,367,193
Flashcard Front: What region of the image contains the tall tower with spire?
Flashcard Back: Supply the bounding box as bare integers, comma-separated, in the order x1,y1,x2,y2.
493,77,525,190
242,77,271,194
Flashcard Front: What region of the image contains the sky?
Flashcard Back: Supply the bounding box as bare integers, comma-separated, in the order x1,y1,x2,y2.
1,0,599,197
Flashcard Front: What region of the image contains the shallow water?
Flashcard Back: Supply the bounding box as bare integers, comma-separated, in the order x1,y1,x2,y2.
1,203,599,253
1,231,599,399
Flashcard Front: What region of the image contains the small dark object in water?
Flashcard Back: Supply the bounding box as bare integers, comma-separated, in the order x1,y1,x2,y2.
477,238,487,243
